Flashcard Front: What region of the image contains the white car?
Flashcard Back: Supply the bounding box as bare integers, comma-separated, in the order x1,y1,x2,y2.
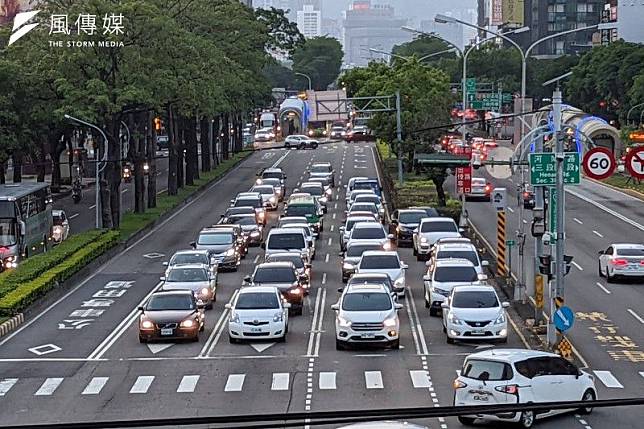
454,349,597,428
441,285,508,343
347,176,368,193
308,162,335,187
226,286,289,342
356,250,408,297
348,222,393,251
299,182,329,211
282,222,316,259
257,177,284,201
423,258,485,316
51,209,70,243
163,249,218,279
160,263,217,309
426,238,489,275
598,243,644,282
250,184,278,210
351,194,384,219
346,189,374,205
347,202,381,222
339,215,379,250
332,283,403,350
413,217,463,260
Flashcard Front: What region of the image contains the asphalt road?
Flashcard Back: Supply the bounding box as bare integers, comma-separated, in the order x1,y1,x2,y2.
0,141,639,428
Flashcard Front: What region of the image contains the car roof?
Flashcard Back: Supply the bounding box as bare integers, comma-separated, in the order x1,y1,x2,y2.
436,242,476,251
346,239,384,247
266,252,305,260
280,216,308,221
200,228,234,234
452,284,496,293
353,222,383,229
420,217,455,223
350,189,374,195
435,237,472,245
612,243,644,249
256,261,294,269
227,206,255,211
288,195,316,204
151,290,194,297
172,249,209,256
269,227,306,235
238,285,279,295
347,212,377,219
399,209,428,214
350,272,390,280
253,184,275,189
236,192,261,198
466,348,557,363
167,263,207,270
361,250,398,257
301,182,323,187
351,202,377,208
312,162,331,166
346,283,388,293
435,258,476,267
263,168,283,173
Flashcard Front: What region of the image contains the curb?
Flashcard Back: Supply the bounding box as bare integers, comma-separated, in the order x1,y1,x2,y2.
0,313,24,338
585,176,644,201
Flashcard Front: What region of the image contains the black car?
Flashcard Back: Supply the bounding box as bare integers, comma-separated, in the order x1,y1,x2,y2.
223,214,263,245
220,206,260,224
389,209,428,246
208,224,249,257
191,228,241,271
244,262,307,315
138,291,205,343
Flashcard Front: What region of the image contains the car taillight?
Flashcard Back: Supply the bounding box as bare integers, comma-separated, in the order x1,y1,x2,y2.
640,260,644,266
523,192,529,198
453,379,467,389
485,185,491,192
610,259,628,266
495,384,519,395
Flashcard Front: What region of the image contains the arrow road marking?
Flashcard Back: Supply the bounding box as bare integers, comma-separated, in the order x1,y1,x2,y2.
146,343,174,354
249,342,275,353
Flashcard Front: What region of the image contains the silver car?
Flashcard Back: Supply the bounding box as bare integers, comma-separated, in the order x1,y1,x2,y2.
160,264,217,309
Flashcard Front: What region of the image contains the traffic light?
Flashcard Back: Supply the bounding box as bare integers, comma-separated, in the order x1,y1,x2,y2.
154,117,161,131
538,255,553,280
564,255,574,276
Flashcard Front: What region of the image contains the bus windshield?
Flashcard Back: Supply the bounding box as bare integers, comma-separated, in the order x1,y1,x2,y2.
0,220,17,246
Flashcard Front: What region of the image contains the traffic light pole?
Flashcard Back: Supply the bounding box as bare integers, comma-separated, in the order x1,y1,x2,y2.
395,90,404,185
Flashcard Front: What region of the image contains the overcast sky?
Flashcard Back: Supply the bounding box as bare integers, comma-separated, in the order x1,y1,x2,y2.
320,0,477,21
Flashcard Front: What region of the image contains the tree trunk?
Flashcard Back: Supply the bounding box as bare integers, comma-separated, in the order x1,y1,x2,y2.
11,151,22,182
167,105,178,196
184,116,197,186
189,116,199,180
36,140,46,182
176,114,184,188
49,131,65,192
147,111,157,208
212,116,220,166
0,162,5,184
432,177,447,207
106,119,122,228
200,116,211,172
222,114,230,160
132,113,146,214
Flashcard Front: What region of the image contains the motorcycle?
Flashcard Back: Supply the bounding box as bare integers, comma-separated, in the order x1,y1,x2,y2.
72,179,82,204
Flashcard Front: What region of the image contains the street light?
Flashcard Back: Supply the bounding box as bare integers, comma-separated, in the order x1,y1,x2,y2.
63,114,109,229
626,102,644,126
294,72,312,91
368,47,456,64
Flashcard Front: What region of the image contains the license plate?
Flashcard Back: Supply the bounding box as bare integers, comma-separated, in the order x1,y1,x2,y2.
250,327,262,332
361,333,375,339
473,395,489,401
160,328,173,336
471,330,485,335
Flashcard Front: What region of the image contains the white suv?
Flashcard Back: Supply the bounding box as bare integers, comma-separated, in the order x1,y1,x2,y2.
441,285,508,343
226,286,289,342
454,349,597,428
331,283,403,350
413,217,463,260
423,258,485,316
348,222,393,250
426,238,489,275
355,250,408,297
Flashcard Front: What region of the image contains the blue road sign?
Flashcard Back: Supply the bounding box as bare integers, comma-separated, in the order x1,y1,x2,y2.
554,306,575,332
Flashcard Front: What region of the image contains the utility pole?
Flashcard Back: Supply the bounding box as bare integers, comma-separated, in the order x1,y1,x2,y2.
395,90,403,185
533,129,545,325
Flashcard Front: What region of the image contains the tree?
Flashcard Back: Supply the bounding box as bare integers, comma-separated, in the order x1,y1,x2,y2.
292,37,343,90
255,7,304,55
262,57,296,89
391,36,455,66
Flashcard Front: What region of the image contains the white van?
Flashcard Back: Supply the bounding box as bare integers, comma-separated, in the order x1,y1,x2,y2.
263,228,311,262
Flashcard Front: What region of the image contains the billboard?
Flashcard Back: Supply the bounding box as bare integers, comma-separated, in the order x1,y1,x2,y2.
491,0,503,25
502,0,524,27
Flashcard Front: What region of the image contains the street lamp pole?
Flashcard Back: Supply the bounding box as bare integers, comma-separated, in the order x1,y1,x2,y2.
64,114,109,229
626,102,644,125
368,47,456,64
294,72,312,91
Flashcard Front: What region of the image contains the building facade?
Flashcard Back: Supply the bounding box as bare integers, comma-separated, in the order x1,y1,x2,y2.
597,0,644,45
297,4,321,38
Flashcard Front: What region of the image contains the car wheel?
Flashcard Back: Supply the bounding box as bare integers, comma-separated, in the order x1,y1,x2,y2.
579,389,595,414
284,143,290,149
299,143,305,150
390,338,400,349
457,416,476,425
606,269,615,283
229,335,238,344
598,262,603,277
446,335,454,344
413,246,418,256
517,410,535,428
277,333,286,343
442,324,446,333
497,336,508,344
139,336,147,344
429,307,438,317
312,143,318,149
335,339,346,350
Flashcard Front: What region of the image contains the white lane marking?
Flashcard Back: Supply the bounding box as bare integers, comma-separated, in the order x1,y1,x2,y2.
592,230,603,238
121,189,128,194
253,254,260,264
407,286,430,356
271,373,290,391
403,286,421,355
321,273,327,285
330,225,334,232
89,204,96,209
595,282,611,294
0,378,18,396
639,371,644,380
332,213,336,219
313,289,327,357
249,342,275,353
306,288,322,357
593,371,623,388
147,343,173,354
574,218,583,225
410,370,432,388
327,237,332,246
129,376,154,394
566,188,644,232
177,375,200,393
334,203,338,209
456,370,461,376
81,377,109,395
522,219,527,224
364,371,384,389
69,213,79,219
35,378,64,396
203,289,239,357
572,261,584,271
507,207,514,213
319,372,336,390
627,309,644,324
271,150,291,168
224,374,245,392
325,253,329,263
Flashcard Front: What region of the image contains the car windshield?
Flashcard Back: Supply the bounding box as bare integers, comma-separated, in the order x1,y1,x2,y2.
421,221,457,233
253,267,296,283
348,276,392,289
268,233,305,249
167,268,208,282
351,204,377,213
311,165,331,173
346,244,381,257
262,179,281,187
301,186,322,196
235,292,279,309
253,186,273,195
355,196,380,205
286,205,316,216
229,217,256,226
351,227,384,240
289,225,311,236
462,359,513,381
452,291,499,308
436,250,479,266
354,182,379,192
434,266,478,282
226,207,254,216
0,220,17,246
269,255,304,268
398,211,426,224
235,198,261,208
342,293,392,311
360,255,399,269
171,253,208,265
262,172,282,180
198,233,233,245
147,295,195,311
52,215,64,225
280,218,307,226
616,248,644,256
346,218,373,231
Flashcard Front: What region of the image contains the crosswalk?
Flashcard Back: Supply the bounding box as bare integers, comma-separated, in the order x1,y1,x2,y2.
0,368,640,399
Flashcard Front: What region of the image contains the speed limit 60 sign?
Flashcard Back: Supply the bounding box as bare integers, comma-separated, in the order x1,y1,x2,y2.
582,147,616,180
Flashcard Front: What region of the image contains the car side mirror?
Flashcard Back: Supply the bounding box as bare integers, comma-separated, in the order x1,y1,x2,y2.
395,303,403,310
162,261,169,266
597,250,604,255
387,234,394,240
189,241,196,248
331,303,340,310
441,303,449,309
339,226,345,232
401,263,408,269
224,303,232,310
481,260,490,267
422,274,431,281
458,228,465,234
283,302,292,309
159,276,165,281
230,199,235,204
413,228,418,233
197,302,206,310
220,214,225,218
478,274,488,281
19,220,26,236
138,306,144,311
338,252,344,257
243,275,251,283
502,302,510,308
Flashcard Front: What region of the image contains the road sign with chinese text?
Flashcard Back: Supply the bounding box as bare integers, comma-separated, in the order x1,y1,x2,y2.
456,166,472,194
529,152,580,186
466,78,476,93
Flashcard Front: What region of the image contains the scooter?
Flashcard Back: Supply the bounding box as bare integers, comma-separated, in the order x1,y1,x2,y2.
72,180,82,204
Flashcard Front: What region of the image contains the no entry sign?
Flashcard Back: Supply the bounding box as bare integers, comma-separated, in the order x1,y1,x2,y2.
625,147,644,179
582,147,616,180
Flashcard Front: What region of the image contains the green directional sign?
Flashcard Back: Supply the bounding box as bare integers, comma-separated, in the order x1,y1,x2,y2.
529,152,581,186
549,187,558,234
466,78,476,93
506,239,516,246
502,93,512,103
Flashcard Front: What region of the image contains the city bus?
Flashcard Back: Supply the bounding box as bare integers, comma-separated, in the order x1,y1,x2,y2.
0,183,53,271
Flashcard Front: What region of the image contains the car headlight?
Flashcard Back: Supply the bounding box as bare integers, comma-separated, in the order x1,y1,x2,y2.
394,277,405,288
320,196,327,202
325,188,332,196
250,231,260,237
225,248,235,257
494,313,506,324
276,188,282,194
383,241,392,250
420,236,428,244
337,316,351,327
383,317,397,327
229,312,240,323
448,313,462,325
180,319,195,328
273,312,283,322
342,262,355,270
289,287,302,295
269,196,276,203
140,319,154,329
256,179,262,185
200,287,210,297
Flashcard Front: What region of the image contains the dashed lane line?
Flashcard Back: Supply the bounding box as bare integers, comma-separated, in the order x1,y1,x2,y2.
129,376,154,394
593,370,624,388
177,375,200,393
574,218,583,224
566,188,644,232
572,261,584,271
595,282,611,294
69,213,79,219
592,230,603,238
81,377,109,395
34,378,64,396
223,374,245,392
627,309,644,324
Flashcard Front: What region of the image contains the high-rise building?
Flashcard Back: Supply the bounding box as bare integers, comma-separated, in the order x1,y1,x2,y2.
342,1,408,67
596,1,644,45
321,18,342,41
297,5,321,38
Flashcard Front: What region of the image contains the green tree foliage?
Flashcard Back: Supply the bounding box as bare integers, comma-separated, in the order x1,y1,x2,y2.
255,7,304,55
292,36,343,90
391,35,456,66
262,57,296,89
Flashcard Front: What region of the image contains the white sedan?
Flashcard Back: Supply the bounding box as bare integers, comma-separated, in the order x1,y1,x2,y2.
598,243,644,282
226,286,289,342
